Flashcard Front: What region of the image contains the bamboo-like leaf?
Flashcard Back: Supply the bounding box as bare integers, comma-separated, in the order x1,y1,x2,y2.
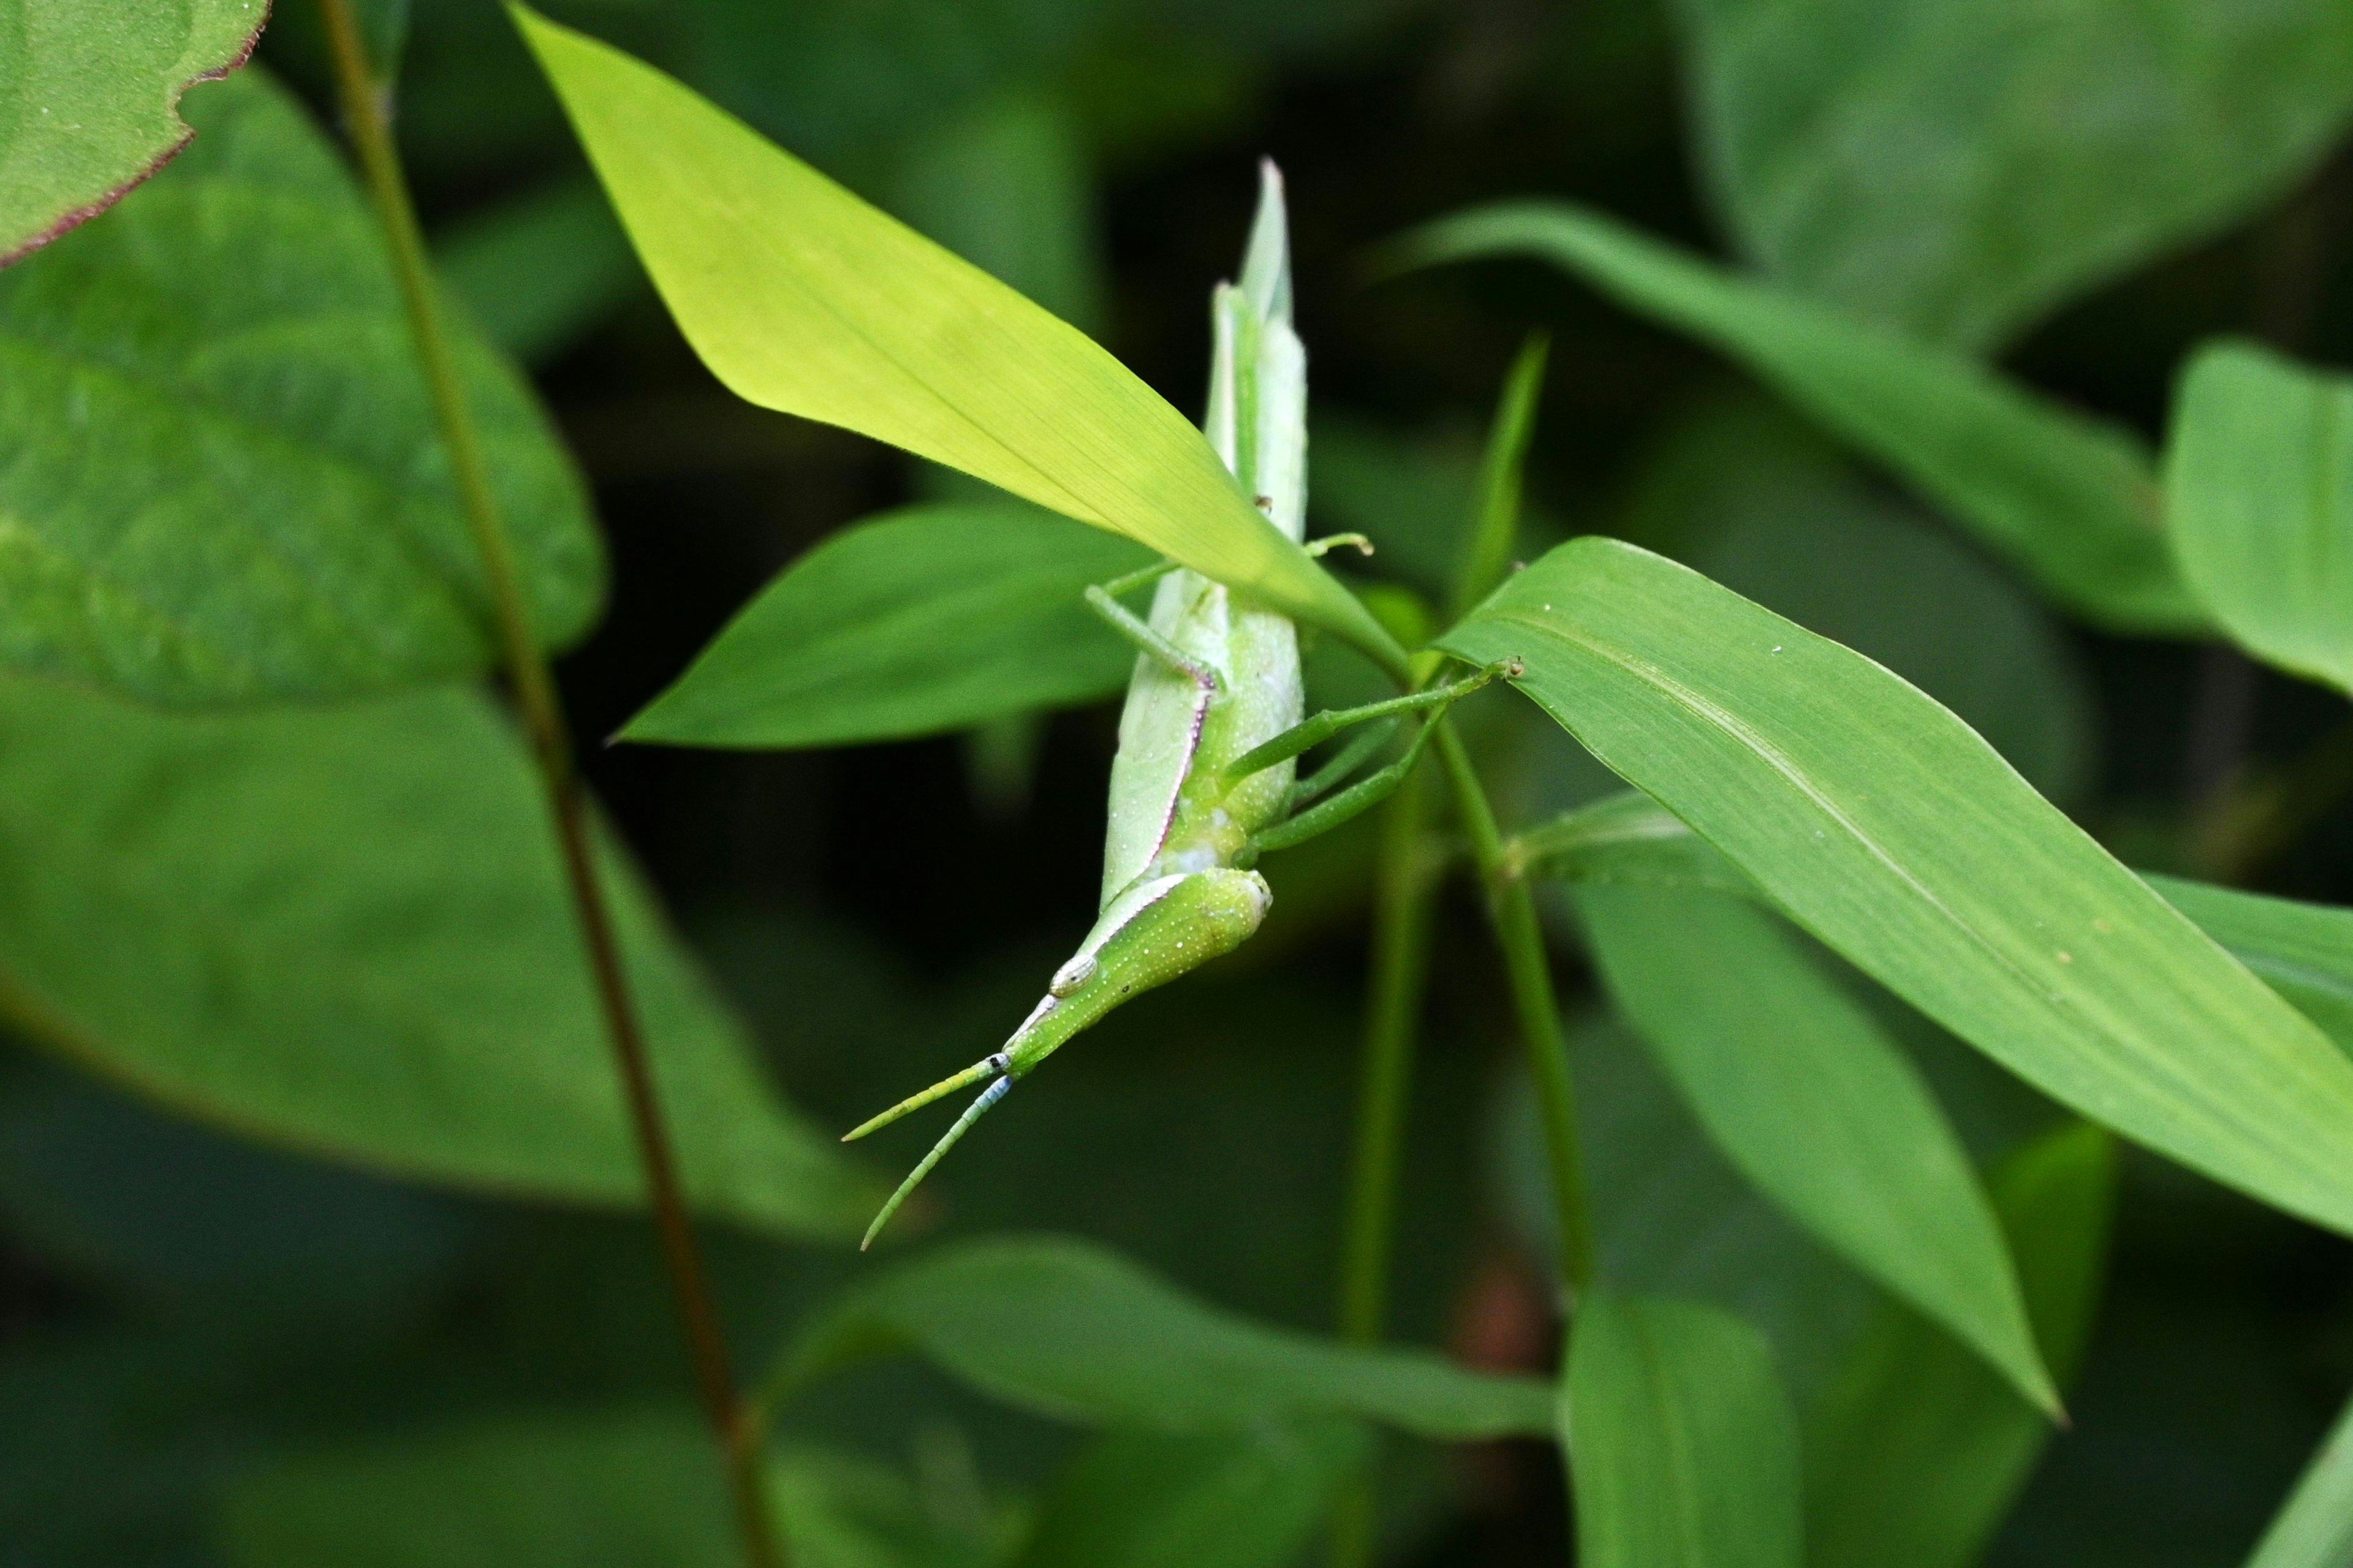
0,672,873,1240
1388,204,2197,634
623,504,1150,749
771,1235,1553,1440
2146,876,2353,1057
1566,1292,1803,1568
1576,884,2056,1414
0,0,265,263
2165,340,2353,695
2245,1388,2353,1568
0,68,604,705
1440,537,2353,1235
512,6,1404,675
1804,1122,2115,1568
1015,1422,1368,1568
1670,0,2353,350
218,1411,1009,1568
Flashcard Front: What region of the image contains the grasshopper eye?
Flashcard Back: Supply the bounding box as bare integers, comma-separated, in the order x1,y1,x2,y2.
1049,954,1098,996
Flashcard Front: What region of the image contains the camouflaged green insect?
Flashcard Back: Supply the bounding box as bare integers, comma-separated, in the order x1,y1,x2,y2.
847,165,1514,1247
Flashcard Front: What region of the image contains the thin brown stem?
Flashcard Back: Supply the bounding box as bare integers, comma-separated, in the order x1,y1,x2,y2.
314,6,781,1564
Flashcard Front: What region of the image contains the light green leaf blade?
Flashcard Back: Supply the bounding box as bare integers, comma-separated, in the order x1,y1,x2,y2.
217,1411,1009,1568
1390,203,2197,634
1438,537,2353,1236
1566,1292,1803,1568
1015,1421,1369,1568
0,67,604,705
2166,339,2353,695
2146,876,2353,1056
1804,1121,2116,1568
512,6,1403,675
773,1235,1553,1441
624,503,1151,749
0,671,873,1241
0,0,265,263
1672,0,2353,350
1575,883,2056,1415
2246,1389,2353,1568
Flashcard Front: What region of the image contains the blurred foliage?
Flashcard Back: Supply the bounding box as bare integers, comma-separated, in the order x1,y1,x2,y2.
7,0,2353,1565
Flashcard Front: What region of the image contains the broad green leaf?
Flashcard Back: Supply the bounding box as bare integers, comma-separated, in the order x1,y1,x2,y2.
773,1235,1553,1440
1390,203,2198,634
513,7,1405,675
1015,1421,1369,1568
217,1412,1010,1568
1507,790,1752,893
1575,883,2055,1414
0,0,265,263
0,68,603,705
1439,537,2353,1237
0,670,873,1240
434,175,643,366
623,503,1150,749
2145,876,2353,1056
1672,0,2353,349
2165,339,2353,695
2246,1389,2353,1568
1804,1121,2115,1568
1566,1292,1802,1568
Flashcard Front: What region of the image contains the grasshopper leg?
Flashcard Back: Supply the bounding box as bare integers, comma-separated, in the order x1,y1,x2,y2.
1225,657,1521,784
1086,581,1220,695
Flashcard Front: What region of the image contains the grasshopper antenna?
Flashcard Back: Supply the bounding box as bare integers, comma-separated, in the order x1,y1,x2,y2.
860,1072,1012,1250
842,1052,1009,1143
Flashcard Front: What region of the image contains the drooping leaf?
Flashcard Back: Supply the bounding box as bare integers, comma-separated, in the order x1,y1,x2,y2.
2165,339,2353,696
0,0,266,263
216,1411,1012,1568
433,175,644,366
0,670,873,1240
2245,1388,2353,1568
1015,1421,1369,1568
0,67,604,705
1439,537,2353,1236
1575,883,2055,1414
1506,790,1754,893
773,1235,1553,1440
623,503,1150,749
2145,876,2353,1057
1803,1121,2116,1568
1670,0,2353,349
513,6,1404,674
1389,203,2197,634
1566,1292,1803,1568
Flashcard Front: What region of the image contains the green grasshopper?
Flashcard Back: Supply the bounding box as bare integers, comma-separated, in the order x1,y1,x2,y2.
848,165,1514,1248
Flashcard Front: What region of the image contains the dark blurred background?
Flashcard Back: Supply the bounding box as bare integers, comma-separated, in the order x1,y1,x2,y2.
6,1,2353,1563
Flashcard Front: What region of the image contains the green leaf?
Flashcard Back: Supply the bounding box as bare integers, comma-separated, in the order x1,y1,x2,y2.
217,1412,1010,1568
0,671,873,1240
1670,0,2353,349
0,0,265,263
2145,876,2353,1056
1015,1421,1369,1568
1389,203,2199,634
1566,1292,1803,1568
434,175,644,366
2165,339,2353,695
623,503,1151,749
2246,1388,2353,1568
1438,537,2353,1236
513,6,1404,675
1575,883,2056,1414
0,67,604,705
1803,1121,2116,1568
773,1235,1553,1440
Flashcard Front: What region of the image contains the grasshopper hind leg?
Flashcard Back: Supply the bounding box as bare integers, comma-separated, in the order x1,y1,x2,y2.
859,1073,1013,1251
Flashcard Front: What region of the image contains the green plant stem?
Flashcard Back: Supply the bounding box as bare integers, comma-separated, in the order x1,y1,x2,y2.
1434,720,1596,1300
315,7,782,1567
